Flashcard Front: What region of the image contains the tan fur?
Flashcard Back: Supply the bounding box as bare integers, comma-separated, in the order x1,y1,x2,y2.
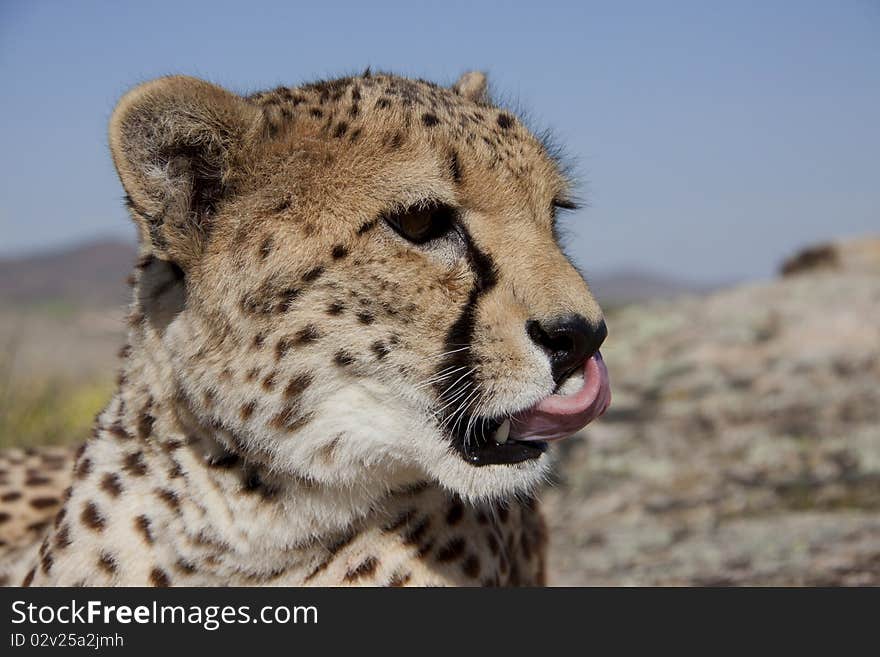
0,447,74,586
1,71,601,586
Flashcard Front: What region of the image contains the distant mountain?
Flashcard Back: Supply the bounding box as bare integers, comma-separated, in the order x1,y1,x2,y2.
587,269,713,306
0,239,137,309
0,238,711,310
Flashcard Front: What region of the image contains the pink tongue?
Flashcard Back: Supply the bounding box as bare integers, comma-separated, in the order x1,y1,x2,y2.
510,352,611,442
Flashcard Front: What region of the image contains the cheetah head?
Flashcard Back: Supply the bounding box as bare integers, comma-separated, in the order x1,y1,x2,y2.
110,71,610,503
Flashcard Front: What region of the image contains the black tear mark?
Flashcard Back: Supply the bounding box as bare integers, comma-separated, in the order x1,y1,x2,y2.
434,225,497,453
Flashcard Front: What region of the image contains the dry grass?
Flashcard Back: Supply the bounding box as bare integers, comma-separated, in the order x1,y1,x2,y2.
0,372,113,449
0,310,120,449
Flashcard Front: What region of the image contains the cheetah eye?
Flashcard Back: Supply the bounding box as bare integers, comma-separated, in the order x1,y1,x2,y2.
381,202,457,245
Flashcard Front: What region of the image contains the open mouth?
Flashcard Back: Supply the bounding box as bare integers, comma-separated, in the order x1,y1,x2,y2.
453,353,612,466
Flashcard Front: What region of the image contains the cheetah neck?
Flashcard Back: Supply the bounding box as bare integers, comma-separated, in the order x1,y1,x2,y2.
100,310,426,567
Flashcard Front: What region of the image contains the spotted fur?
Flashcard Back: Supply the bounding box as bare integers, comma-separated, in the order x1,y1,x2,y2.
1,70,603,586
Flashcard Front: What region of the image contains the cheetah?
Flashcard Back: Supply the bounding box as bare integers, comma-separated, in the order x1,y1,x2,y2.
0,70,610,586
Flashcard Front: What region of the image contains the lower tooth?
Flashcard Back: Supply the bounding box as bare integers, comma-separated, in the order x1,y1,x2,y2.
493,419,511,444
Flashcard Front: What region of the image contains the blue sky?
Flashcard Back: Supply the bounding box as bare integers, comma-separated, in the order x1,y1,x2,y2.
1,0,877,281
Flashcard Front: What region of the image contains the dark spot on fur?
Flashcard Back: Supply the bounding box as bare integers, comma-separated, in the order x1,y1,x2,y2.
279,287,301,312
310,108,323,118
422,112,440,127
403,517,430,545
272,197,291,213
446,501,464,526
334,351,355,367
54,506,67,529
436,537,466,562
462,554,481,578
75,458,91,479
100,472,123,497
449,150,463,183
302,266,324,282
327,301,345,315
135,515,154,544
296,325,320,344
137,412,154,440
242,469,278,499
356,219,378,235
331,244,348,259
30,497,59,510
284,373,313,399
98,551,118,574
400,480,428,495
155,488,180,513
276,338,293,360
240,401,257,420
41,551,53,574
371,340,390,360
270,407,313,433
208,452,240,469
262,371,277,390
81,502,106,532
176,559,197,574
107,422,131,441
497,113,514,129
389,131,405,149
304,530,357,581
1,491,21,502
344,556,379,582
259,236,274,259
357,311,375,325
387,570,411,587
375,98,391,109
149,567,170,587
123,451,147,477
55,524,71,549
333,121,348,138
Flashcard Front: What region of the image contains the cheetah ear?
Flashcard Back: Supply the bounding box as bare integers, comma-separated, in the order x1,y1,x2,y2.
452,71,489,104
109,76,261,268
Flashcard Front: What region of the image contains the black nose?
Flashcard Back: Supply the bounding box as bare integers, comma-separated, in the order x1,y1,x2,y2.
526,315,607,384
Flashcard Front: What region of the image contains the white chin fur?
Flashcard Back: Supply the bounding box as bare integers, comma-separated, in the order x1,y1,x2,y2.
293,379,551,503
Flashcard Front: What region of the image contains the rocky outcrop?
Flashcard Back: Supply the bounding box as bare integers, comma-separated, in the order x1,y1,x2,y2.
781,235,880,277
545,251,880,585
